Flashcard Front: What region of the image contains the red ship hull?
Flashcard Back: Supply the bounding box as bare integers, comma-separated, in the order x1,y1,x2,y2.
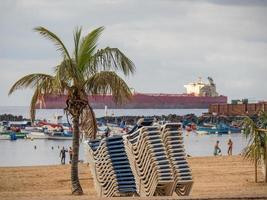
36,93,227,109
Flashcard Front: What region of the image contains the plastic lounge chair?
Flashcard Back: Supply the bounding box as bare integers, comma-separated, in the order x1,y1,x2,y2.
87,136,137,197
161,123,193,196
123,126,175,196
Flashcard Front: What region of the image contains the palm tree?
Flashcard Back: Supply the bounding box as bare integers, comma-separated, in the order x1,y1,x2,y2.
242,111,267,183
8,26,135,194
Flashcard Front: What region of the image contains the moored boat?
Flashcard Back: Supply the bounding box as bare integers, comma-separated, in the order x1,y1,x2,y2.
26,132,49,139
196,123,242,135
0,131,27,140
13,132,27,139
0,134,10,140
24,126,49,139
47,131,72,140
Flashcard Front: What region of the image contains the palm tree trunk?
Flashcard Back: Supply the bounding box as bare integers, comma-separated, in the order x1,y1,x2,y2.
255,140,258,183
71,115,83,195
265,144,267,183
87,104,97,139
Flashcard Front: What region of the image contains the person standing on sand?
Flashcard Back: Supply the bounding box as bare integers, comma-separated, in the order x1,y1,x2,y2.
60,147,68,165
227,139,233,155
69,147,73,164
214,140,221,156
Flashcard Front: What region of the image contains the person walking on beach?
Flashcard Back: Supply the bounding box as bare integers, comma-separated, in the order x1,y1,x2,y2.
214,140,221,156
60,147,67,165
227,139,233,155
69,147,73,164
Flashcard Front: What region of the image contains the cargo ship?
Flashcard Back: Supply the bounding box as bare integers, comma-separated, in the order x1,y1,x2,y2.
36,77,227,109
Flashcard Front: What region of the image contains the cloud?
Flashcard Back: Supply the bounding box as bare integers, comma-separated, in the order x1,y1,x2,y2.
0,0,267,106
204,0,267,7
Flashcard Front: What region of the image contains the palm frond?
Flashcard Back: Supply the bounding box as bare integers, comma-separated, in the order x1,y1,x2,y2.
78,26,104,72
87,47,135,76
243,117,256,138
242,144,262,163
34,26,72,61
54,60,73,82
84,71,132,104
34,27,84,85
30,88,40,122
242,114,267,163
54,58,85,88
8,73,55,95
73,27,82,63
258,110,267,129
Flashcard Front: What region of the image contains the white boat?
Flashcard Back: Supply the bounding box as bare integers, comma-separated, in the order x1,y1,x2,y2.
47,132,72,140
26,132,49,139
194,130,209,135
25,126,49,139
0,135,10,140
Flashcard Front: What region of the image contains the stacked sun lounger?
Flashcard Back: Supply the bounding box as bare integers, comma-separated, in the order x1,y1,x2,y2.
106,136,137,195
87,139,117,197
87,123,193,197
161,123,193,196
123,126,175,196
87,136,137,197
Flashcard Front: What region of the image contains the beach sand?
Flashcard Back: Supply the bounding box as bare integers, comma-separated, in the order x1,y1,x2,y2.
0,156,266,200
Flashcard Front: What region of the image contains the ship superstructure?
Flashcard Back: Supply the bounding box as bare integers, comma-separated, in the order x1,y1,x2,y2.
184,77,218,97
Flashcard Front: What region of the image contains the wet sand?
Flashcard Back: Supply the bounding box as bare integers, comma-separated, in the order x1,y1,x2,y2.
0,156,266,200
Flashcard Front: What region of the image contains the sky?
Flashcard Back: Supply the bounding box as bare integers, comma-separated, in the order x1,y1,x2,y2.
0,0,267,106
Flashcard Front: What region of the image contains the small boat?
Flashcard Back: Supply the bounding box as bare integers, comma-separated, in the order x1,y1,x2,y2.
47,131,72,140
202,122,215,128
196,125,216,133
25,126,49,139
194,130,209,135
13,132,27,139
196,123,241,135
0,126,12,140
26,131,49,139
185,123,197,132
0,131,27,140
229,125,242,133
0,134,10,140
214,123,242,134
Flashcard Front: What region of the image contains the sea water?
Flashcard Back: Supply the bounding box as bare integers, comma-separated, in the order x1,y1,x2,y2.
0,106,248,166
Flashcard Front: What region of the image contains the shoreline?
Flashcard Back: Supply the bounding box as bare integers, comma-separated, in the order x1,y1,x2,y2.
0,156,266,199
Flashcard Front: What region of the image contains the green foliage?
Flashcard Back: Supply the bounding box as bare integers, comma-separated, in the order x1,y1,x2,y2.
34,26,72,61
242,111,267,163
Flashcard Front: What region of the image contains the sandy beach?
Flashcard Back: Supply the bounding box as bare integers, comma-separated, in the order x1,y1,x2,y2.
0,156,266,200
